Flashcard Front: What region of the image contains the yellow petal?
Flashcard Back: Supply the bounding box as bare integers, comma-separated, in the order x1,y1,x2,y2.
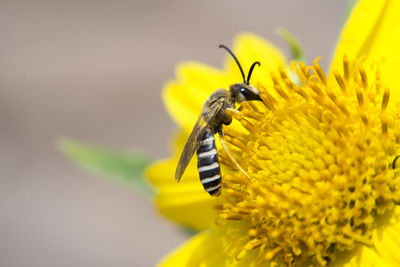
162,62,230,130
338,245,391,267
336,210,400,267
370,215,400,266
330,0,400,101
332,246,379,267
157,229,226,267
158,228,266,267
227,32,287,86
146,158,216,230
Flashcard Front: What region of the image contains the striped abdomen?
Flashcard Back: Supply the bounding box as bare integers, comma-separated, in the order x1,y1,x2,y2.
197,128,221,196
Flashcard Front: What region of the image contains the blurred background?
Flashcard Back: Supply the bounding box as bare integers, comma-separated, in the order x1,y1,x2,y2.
0,1,350,266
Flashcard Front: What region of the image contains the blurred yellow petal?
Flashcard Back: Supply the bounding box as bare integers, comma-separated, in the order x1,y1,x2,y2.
339,245,392,267
157,229,227,267
162,63,230,130
227,32,286,86
158,228,265,267
146,130,217,230
370,212,400,266
331,0,400,101
147,158,215,230
334,218,400,267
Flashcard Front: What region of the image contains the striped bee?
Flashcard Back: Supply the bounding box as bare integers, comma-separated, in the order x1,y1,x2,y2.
175,45,263,196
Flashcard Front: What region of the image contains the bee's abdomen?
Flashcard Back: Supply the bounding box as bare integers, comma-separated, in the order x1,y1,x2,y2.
197,129,221,196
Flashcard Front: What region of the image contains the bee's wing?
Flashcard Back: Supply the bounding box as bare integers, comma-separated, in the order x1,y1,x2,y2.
175,100,224,182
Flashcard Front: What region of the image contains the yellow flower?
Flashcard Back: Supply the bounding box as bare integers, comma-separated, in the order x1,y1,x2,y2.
147,0,400,266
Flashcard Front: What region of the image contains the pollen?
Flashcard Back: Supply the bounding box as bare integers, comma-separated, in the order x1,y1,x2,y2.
217,57,400,266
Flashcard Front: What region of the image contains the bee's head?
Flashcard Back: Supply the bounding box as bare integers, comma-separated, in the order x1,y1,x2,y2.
219,44,262,104
230,82,261,103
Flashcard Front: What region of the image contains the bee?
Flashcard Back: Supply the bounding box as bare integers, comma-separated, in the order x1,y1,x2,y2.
175,45,264,196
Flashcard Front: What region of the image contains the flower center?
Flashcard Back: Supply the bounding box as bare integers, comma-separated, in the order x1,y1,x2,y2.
215,57,400,266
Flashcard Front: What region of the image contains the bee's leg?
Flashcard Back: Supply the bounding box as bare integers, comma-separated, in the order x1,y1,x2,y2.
218,128,251,179
225,108,244,118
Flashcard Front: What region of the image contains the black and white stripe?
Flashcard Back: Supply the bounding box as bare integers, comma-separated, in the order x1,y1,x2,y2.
197,129,221,196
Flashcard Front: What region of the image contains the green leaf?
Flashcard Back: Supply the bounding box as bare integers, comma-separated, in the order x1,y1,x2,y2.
58,138,153,196
275,28,306,63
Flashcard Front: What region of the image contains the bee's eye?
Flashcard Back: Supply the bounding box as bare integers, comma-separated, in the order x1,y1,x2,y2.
232,84,261,102
239,87,257,100
240,87,251,98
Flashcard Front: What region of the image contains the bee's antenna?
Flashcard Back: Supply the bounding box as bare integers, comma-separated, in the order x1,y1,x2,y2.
246,61,261,84
219,44,246,83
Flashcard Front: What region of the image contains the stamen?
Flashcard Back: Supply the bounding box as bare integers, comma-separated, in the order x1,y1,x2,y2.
270,73,280,86
343,55,350,82
356,88,364,106
239,102,262,119
225,135,252,154
273,84,289,101
308,82,323,96
327,90,337,103
381,114,388,135
299,62,310,79
313,57,327,86
308,74,319,83
284,78,308,99
244,239,263,251
238,117,256,134
334,71,347,93
382,87,390,110
279,67,289,80
260,93,276,111
306,66,315,79
359,67,368,90
265,247,282,260
224,174,249,185
295,66,308,86
337,102,350,116
219,213,244,220
260,85,278,106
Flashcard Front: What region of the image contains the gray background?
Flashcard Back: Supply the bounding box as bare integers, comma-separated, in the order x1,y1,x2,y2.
0,1,349,266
